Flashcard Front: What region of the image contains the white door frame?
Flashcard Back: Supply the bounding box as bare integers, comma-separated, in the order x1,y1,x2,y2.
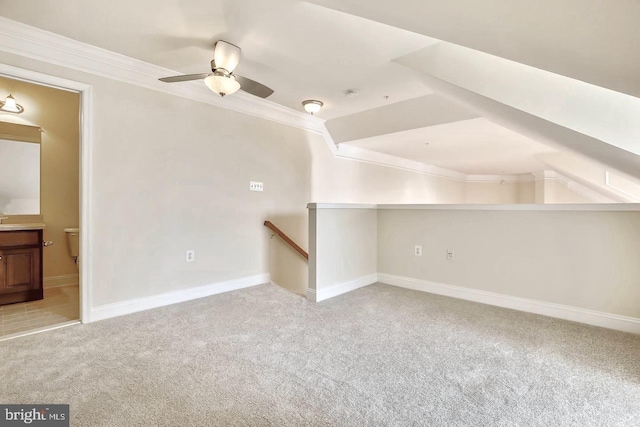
0,63,93,323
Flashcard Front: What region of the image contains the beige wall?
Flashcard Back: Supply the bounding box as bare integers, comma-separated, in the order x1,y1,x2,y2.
539,151,640,202
535,178,593,204
308,207,377,301
310,140,467,204
517,181,535,203
378,208,640,318
88,80,316,304
0,49,595,315
0,50,482,307
548,180,592,203
0,76,80,283
465,181,519,204
0,50,318,304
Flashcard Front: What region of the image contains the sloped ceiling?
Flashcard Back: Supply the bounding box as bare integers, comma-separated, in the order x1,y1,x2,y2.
306,0,640,99
1,0,639,190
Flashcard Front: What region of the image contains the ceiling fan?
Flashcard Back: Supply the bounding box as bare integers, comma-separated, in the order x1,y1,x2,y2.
159,41,274,98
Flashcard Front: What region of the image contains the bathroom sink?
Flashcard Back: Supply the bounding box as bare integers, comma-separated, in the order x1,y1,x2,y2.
0,223,46,231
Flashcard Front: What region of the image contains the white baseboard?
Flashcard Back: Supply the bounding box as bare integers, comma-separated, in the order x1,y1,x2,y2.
90,273,269,322
378,273,640,335
44,274,79,289
308,273,378,303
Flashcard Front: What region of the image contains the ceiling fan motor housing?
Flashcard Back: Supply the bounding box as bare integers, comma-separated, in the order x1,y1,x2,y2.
210,61,232,77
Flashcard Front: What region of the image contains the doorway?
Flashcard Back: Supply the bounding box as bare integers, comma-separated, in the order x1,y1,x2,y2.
0,64,92,339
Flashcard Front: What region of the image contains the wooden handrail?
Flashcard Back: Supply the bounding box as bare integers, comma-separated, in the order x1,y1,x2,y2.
264,221,308,260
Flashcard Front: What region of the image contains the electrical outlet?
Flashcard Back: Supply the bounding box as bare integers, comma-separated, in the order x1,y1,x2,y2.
446,249,454,261
415,245,422,256
186,250,195,263
249,181,264,192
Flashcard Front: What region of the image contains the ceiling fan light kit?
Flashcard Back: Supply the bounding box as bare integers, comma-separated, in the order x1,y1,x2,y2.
204,72,241,97
302,100,323,115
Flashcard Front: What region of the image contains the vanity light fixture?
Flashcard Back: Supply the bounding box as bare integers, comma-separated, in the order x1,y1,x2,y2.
0,94,24,114
302,100,323,115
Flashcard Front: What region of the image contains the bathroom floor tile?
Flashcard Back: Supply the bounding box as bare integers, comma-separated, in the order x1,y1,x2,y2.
0,285,79,339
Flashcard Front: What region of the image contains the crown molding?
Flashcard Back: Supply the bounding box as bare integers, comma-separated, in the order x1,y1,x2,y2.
0,16,556,186
605,171,640,202
335,143,537,184
466,174,534,183
0,16,325,135
532,170,558,181
533,170,620,203
566,180,617,203
335,143,469,181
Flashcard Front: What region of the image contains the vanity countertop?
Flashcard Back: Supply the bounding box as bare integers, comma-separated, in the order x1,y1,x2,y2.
0,223,46,231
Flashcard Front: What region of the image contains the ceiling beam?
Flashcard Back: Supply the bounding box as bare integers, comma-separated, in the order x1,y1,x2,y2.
411,72,640,181
325,94,477,144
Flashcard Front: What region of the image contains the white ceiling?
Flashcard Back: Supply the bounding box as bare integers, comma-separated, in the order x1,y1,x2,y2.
0,0,637,180
344,118,556,175
306,0,640,99
0,0,437,119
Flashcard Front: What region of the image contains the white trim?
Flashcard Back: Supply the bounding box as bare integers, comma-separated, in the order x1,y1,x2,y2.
0,16,323,135
43,274,79,288
90,273,269,322
307,202,640,211
0,62,94,325
335,144,469,181
466,174,534,183
534,169,621,203
532,170,555,180
605,171,640,202
307,203,378,210
0,16,578,187
385,203,640,211
319,124,339,154
79,84,93,324
335,143,538,184
378,274,640,335
307,273,378,303
566,180,616,203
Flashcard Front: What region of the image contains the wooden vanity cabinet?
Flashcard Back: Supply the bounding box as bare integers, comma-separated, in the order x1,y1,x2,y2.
0,230,43,305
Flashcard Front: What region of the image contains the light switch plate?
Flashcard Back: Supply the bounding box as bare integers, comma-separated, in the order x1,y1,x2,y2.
250,181,263,192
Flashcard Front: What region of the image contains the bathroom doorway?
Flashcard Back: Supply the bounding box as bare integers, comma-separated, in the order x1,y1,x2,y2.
0,67,91,340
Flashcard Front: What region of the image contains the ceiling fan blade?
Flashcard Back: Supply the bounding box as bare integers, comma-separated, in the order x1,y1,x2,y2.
234,75,274,98
159,73,211,83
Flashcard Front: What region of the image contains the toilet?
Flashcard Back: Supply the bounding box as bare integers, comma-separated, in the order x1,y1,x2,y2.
64,227,80,266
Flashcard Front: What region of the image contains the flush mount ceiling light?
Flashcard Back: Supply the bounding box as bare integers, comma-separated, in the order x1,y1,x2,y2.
0,94,24,114
302,100,323,115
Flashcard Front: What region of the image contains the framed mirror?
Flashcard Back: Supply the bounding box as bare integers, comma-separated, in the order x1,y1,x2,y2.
0,123,41,215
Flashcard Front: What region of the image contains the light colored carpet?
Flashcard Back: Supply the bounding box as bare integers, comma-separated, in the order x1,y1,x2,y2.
1,283,639,426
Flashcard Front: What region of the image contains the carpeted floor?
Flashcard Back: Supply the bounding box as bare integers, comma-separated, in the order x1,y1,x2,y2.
1,283,639,426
